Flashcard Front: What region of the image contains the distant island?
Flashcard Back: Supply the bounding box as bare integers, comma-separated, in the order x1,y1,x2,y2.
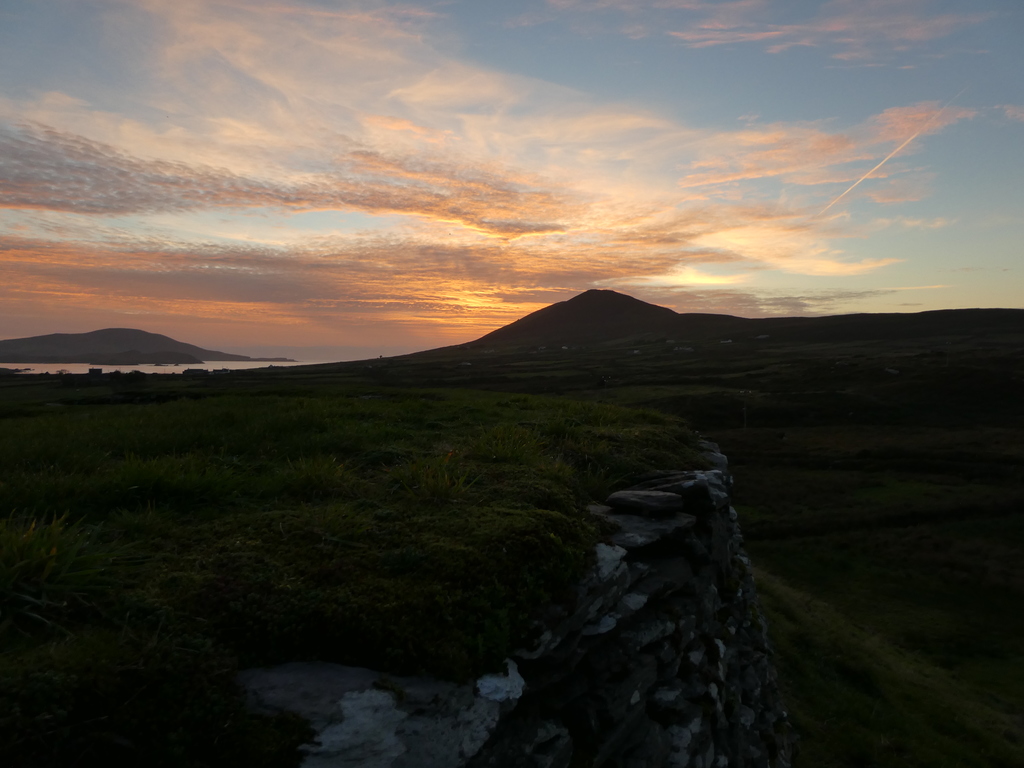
0,328,296,365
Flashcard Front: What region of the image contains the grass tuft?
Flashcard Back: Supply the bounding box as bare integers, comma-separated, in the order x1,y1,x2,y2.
0,514,128,633
470,424,543,464
390,452,476,503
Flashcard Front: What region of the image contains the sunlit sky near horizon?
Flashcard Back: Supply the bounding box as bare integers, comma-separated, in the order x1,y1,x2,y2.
1,0,1022,358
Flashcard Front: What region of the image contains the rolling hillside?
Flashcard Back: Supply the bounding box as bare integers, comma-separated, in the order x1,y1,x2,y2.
0,328,293,364
470,289,1024,348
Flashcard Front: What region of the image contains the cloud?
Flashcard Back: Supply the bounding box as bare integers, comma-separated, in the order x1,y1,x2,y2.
1000,105,1024,122
678,122,863,189
866,102,976,144
871,216,953,230
547,0,992,63
676,101,972,207
629,285,895,318
610,265,753,288
2,108,913,279
1,0,970,346
0,168,899,342
670,0,991,62
862,175,934,204
0,122,576,237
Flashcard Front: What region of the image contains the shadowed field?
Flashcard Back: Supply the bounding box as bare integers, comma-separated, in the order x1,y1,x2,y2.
258,321,1023,767
0,379,703,766
2,313,1022,766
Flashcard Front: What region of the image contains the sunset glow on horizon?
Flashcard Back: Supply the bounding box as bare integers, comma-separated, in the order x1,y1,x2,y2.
1,0,1022,358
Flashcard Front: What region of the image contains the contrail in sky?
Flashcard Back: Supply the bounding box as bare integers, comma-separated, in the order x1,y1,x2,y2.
817,88,968,217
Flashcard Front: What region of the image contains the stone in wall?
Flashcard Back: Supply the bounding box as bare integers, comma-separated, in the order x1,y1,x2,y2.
238,443,795,767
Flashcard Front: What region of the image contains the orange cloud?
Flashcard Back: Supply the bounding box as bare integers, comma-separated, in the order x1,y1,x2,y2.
678,123,863,189
0,124,576,237
676,101,972,207
867,102,976,144
0,234,895,344
362,115,453,145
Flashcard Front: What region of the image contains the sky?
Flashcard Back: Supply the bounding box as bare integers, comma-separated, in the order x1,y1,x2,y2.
1,0,1022,358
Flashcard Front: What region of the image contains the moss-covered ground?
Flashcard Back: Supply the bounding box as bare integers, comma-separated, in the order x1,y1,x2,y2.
4,324,1023,767
0,382,703,766
255,330,1023,767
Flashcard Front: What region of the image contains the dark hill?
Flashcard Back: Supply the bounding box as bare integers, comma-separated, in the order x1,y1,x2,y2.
471,290,1024,348
475,289,690,347
0,328,293,364
734,308,1024,343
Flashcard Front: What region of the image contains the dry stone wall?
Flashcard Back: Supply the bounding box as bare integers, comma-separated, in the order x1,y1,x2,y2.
239,442,795,767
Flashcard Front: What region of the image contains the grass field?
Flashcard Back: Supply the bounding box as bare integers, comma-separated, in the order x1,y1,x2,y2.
0,378,703,766
2,323,1022,766
272,328,1023,767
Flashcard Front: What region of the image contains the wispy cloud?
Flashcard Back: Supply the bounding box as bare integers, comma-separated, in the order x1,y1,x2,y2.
0,123,576,237
630,285,895,317
1000,105,1024,122
676,101,973,209
871,216,954,230
548,0,991,63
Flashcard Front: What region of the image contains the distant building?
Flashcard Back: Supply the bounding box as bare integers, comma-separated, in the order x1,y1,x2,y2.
88,368,103,377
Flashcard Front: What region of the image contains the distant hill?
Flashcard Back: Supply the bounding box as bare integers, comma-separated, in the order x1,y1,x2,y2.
476,290,681,347
471,289,1024,348
0,328,295,364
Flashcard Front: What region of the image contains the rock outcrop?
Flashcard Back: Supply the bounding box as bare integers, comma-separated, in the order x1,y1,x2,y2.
239,442,795,767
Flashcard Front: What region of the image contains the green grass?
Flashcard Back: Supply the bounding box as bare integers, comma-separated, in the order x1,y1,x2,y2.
282,332,1024,767
757,569,1024,768
0,514,130,634
4,327,1023,766
0,384,704,766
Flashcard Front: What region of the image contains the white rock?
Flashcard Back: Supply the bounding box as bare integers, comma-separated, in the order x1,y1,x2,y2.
595,543,627,580
238,662,508,768
476,660,525,703
307,689,407,767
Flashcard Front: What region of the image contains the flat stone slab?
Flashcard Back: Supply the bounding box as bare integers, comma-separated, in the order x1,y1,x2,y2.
237,661,524,768
589,504,695,549
648,471,731,511
629,472,698,491
604,490,685,517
